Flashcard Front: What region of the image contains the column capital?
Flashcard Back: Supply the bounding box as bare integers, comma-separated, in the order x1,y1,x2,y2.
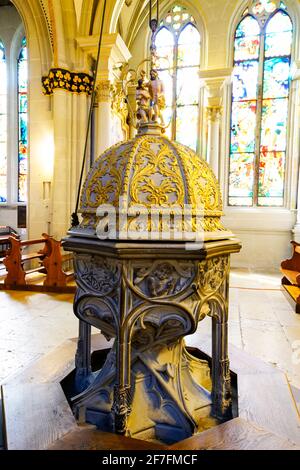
206,106,222,122
95,79,112,103
199,68,232,108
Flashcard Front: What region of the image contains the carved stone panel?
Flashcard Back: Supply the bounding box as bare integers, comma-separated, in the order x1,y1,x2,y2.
132,260,196,299
74,254,121,296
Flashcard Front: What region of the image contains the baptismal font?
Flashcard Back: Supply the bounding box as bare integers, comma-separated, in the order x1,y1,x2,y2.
63,6,241,445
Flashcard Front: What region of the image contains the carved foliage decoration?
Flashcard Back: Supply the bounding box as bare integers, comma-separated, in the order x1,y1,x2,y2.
198,256,229,297
81,141,132,210
74,254,121,296
129,137,185,207
181,145,223,214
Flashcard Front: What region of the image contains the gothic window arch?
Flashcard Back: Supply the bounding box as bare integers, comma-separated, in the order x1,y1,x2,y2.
229,0,293,207
154,4,201,151
0,39,7,202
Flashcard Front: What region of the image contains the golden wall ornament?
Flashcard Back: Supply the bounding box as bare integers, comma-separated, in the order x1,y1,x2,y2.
42,68,94,95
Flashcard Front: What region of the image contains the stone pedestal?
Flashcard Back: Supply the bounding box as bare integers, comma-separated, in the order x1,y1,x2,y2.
63,236,241,443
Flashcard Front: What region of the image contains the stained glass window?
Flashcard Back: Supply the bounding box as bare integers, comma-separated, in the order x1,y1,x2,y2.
154,5,201,151
18,37,28,203
229,2,293,207
0,40,7,202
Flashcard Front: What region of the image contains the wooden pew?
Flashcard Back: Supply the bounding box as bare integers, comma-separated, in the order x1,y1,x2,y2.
281,241,300,313
0,226,19,257
40,233,67,288
1,233,74,293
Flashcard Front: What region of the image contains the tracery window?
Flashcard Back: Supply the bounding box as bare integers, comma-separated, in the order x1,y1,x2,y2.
0,39,7,202
18,37,28,203
154,4,201,151
229,0,293,207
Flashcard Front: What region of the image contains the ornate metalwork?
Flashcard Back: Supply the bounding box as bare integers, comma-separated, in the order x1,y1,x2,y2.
79,134,227,236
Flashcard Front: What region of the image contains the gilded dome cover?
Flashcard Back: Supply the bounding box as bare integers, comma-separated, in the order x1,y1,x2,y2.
79,131,230,240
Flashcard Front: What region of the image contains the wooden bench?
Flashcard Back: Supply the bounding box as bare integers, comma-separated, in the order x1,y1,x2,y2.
0,237,10,265
281,241,300,313
0,226,19,256
1,233,74,292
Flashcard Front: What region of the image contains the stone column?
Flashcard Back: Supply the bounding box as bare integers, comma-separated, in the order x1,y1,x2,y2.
199,70,232,181
51,89,73,239
206,106,222,177
94,79,112,154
